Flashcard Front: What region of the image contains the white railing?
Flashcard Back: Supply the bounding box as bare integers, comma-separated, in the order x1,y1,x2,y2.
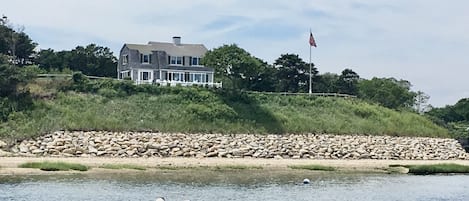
135,80,222,88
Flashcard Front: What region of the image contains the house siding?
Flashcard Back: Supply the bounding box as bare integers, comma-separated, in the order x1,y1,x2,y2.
118,40,218,86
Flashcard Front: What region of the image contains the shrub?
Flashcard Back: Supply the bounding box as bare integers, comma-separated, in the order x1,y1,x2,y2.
19,161,89,171
288,164,335,171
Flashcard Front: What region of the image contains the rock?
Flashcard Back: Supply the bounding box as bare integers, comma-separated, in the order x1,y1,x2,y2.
274,155,283,159
206,151,218,157
88,146,98,154
0,140,7,148
19,144,29,153
0,149,12,157
32,149,45,154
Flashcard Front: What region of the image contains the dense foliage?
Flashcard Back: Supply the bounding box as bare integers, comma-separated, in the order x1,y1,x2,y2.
358,77,417,110
0,17,36,65
35,44,117,77
426,98,469,138
0,77,449,140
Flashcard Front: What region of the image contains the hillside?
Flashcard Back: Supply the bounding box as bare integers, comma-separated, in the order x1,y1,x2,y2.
0,77,449,141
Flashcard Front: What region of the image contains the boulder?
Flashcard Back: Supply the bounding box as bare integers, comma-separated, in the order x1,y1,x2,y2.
0,140,7,149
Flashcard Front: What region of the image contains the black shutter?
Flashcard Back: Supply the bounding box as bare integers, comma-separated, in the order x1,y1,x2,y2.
168,56,171,65
149,54,152,64
182,56,185,66
189,57,192,66
140,54,143,63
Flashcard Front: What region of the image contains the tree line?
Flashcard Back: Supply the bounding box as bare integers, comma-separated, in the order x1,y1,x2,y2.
0,16,446,117
203,44,423,111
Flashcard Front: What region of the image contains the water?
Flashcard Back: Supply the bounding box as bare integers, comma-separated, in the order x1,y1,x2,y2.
1,171,469,201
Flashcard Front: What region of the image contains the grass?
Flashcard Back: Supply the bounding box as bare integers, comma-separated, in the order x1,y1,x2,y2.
19,161,89,171
0,79,450,140
389,164,469,175
288,164,335,171
99,164,146,171
213,165,263,170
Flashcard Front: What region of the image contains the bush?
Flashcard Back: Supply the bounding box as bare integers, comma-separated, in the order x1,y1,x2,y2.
19,161,89,171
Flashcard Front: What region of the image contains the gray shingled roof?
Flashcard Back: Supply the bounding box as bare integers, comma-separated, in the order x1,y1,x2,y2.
125,42,208,57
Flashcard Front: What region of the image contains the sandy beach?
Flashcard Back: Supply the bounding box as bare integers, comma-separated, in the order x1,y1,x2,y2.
1,157,469,175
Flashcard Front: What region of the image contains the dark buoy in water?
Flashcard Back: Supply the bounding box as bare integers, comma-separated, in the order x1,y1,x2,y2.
303,178,310,184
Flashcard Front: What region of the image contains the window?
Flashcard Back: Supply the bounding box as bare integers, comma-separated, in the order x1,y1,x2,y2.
190,73,205,83
138,70,153,81
171,72,184,81
170,56,183,65
122,55,128,65
191,57,201,66
140,54,151,64
141,72,149,80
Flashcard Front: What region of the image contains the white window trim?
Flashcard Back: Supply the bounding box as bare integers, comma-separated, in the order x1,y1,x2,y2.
191,57,203,66
138,69,153,82
190,72,206,83
170,56,183,66
120,70,130,79
142,54,150,64
122,54,128,65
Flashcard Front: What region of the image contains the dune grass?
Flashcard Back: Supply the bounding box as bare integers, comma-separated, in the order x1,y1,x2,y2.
389,164,469,175
19,161,89,171
99,164,146,171
288,164,335,171
0,79,449,141
214,165,263,170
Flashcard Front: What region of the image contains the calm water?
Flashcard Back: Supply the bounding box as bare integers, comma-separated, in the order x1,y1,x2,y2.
1,171,469,201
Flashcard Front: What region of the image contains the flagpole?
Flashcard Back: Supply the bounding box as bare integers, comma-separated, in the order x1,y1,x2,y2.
309,30,312,94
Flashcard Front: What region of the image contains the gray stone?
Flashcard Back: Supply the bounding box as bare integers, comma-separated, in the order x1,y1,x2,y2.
19,144,29,153
0,140,7,148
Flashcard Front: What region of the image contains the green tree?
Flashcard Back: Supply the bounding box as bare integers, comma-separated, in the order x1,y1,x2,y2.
68,44,117,77
0,64,36,121
274,54,317,92
336,68,360,95
202,44,264,89
314,73,339,93
414,91,430,114
358,77,417,109
35,48,63,71
0,17,36,65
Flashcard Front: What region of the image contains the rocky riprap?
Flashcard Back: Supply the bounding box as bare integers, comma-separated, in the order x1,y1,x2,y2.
7,131,469,160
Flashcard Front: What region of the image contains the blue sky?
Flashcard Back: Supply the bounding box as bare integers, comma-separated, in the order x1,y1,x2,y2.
2,0,469,107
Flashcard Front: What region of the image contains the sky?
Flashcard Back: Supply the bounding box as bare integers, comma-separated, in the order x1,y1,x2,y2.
2,0,469,107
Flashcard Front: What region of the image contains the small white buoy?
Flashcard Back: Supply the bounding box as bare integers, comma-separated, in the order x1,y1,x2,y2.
155,197,165,201
303,178,310,184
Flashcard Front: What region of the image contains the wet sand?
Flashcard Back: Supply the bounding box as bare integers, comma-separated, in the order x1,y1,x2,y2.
1,157,469,175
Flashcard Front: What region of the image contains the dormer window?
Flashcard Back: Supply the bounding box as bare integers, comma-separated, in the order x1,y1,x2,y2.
140,54,151,64
122,55,129,65
191,57,201,66
170,56,183,65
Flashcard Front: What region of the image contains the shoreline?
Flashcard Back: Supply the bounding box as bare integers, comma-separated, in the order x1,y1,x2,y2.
2,157,469,175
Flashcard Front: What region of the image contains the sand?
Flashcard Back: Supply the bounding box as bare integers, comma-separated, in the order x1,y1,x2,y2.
1,157,469,175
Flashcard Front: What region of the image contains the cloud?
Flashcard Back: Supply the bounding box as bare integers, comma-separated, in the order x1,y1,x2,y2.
2,0,469,106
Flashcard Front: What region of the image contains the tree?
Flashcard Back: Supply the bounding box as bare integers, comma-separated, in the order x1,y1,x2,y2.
358,77,417,110
36,44,117,77
414,91,430,114
314,73,339,93
202,44,264,89
0,16,36,65
273,54,317,93
0,64,36,121
68,44,117,77
427,98,469,124
336,68,360,95
35,49,62,71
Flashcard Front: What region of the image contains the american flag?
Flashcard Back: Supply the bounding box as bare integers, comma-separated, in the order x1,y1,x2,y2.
309,32,317,47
